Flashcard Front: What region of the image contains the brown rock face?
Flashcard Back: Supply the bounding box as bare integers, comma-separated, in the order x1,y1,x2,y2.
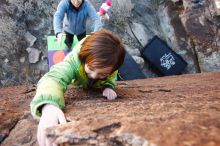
46,72,220,146
1,72,220,146
179,0,220,72
0,85,38,145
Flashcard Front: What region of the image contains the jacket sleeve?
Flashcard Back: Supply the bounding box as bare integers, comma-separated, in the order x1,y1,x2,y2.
102,70,118,89
30,55,76,118
86,1,102,32
53,0,67,35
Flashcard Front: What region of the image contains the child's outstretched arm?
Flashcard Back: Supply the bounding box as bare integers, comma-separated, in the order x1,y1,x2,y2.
30,54,76,146
31,56,76,118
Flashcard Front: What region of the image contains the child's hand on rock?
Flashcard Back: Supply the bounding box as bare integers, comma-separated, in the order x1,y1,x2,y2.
37,104,66,146
103,88,117,100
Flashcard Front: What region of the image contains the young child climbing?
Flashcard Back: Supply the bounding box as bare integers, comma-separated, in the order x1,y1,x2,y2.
97,0,112,21
30,29,125,146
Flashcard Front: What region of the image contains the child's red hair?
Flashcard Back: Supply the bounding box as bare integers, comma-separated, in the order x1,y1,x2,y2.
78,29,125,73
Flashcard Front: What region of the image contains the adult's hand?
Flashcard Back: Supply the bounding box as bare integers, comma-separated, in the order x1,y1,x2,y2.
56,33,63,45
37,104,66,146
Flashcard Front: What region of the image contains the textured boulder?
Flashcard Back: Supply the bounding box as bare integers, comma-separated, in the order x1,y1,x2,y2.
45,72,220,146
181,0,220,72
1,72,220,146
1,0,220,86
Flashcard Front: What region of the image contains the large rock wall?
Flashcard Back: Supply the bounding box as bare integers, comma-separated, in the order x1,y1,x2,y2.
180,0,220,72
0,0,220,86
0,0,59,86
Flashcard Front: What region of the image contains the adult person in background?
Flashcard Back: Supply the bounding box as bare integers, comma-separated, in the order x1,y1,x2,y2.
54,0,102,51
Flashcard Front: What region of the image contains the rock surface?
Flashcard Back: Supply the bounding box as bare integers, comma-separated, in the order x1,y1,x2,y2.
1,0,220,86
1,72,220,146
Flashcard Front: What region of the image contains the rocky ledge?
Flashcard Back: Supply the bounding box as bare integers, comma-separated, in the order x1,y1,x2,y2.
1,72,220,146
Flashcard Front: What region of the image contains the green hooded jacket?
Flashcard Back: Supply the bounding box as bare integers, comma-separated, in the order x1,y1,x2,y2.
30,38,117,118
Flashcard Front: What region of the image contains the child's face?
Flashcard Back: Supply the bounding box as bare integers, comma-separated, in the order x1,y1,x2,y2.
85,64,112,79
